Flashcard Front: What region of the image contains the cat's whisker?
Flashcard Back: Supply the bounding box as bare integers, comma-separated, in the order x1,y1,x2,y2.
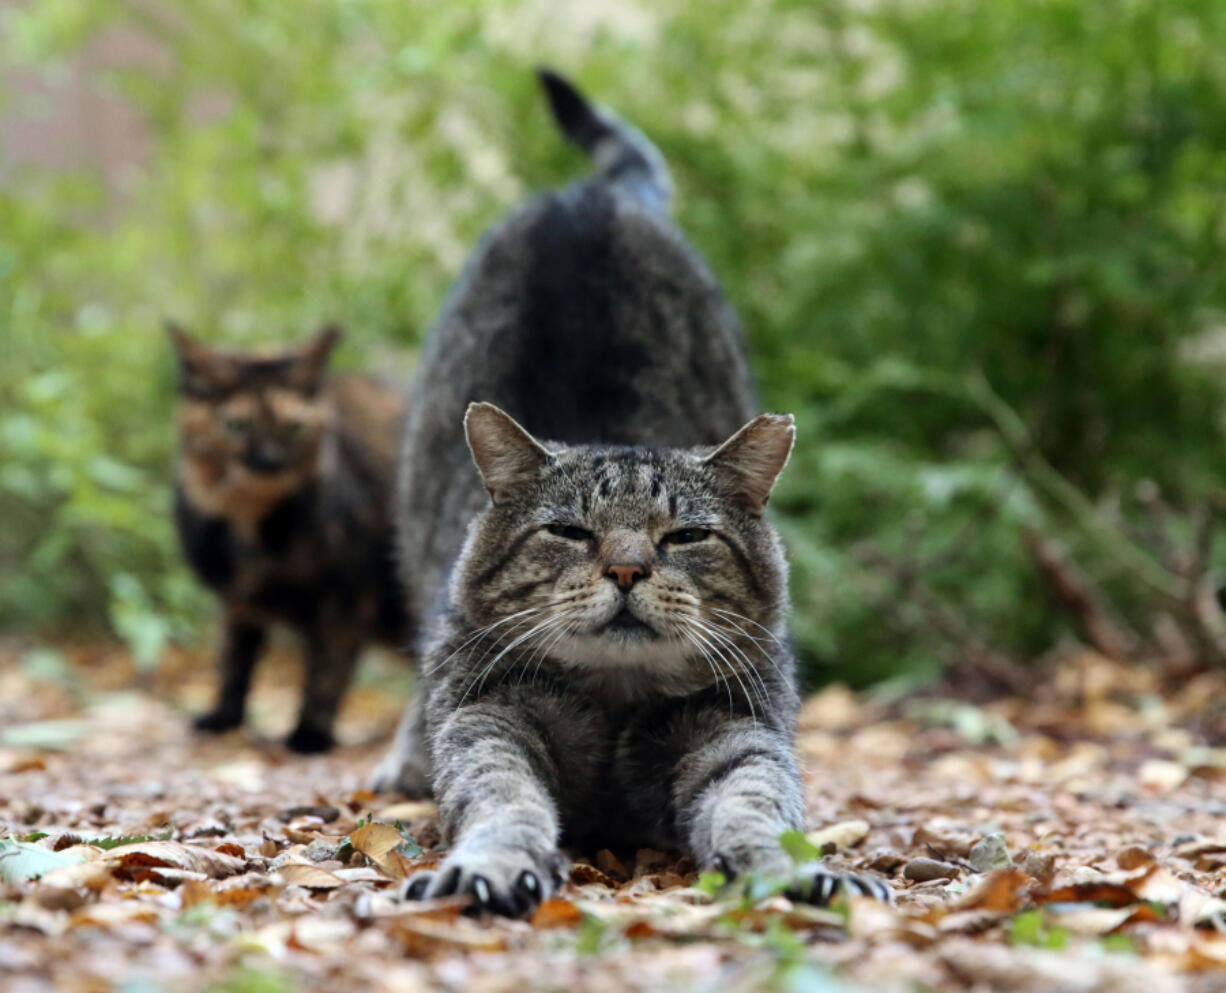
423,605,549,675
681,618,759,727
711,608,786,649
698,620,773,718
678,627,734,718
706,616,790,685
462,612,573,704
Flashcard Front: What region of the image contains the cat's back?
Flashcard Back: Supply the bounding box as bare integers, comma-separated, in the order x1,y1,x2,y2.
397,75,757,630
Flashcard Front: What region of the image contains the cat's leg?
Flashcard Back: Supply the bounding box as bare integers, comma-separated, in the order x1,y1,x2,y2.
400,700,568,916
288,623,363,754
369,689,432,797
676,718,892,904
194,613,266,733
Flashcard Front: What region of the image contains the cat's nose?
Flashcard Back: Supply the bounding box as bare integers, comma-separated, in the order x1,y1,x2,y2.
605,562,650,589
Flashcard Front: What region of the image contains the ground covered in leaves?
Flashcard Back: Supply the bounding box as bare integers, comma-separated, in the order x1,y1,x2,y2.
3,643,1226,993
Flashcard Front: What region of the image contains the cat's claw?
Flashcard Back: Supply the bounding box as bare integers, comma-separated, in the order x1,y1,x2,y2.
787,864,894,906
401,848,568,917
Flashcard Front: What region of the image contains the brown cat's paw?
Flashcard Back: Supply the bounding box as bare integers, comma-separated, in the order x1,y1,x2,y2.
193,708,243,733
786,865,893,906
285,723,334,754
401,847,569,917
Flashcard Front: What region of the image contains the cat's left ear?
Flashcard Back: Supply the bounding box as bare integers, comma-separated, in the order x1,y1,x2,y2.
704,413,795,513
464,402,553,504
291,324,342,393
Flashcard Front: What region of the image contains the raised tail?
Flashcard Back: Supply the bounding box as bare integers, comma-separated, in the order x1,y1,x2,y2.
537,68,672,214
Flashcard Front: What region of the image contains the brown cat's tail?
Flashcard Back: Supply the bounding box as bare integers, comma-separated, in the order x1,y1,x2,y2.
537,67,672,215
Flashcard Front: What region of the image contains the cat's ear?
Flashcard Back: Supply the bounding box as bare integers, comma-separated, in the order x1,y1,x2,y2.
290,324,342,393
166,320,220,394
704,413,795,512
464,402,552,504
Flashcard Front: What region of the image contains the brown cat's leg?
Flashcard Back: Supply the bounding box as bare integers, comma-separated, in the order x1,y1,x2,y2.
287,624,362,754
194,614,266,733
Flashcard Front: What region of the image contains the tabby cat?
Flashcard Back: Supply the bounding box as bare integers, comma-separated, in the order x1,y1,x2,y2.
170,324,407,753
372,71,891,914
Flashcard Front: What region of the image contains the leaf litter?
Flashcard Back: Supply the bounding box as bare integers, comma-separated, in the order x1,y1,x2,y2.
2,643,1226,991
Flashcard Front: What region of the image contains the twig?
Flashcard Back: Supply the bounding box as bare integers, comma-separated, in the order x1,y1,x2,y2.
1022,529,1142,662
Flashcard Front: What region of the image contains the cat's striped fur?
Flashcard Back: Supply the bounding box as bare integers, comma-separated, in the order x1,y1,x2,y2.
374,71,891,915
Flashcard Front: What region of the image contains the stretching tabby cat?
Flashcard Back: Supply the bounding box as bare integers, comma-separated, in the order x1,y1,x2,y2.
373,70,891,914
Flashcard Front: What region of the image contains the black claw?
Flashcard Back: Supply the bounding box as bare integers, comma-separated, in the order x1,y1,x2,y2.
517,870,540,898
403,873,432,900
471,875,493,907
434,865,462,897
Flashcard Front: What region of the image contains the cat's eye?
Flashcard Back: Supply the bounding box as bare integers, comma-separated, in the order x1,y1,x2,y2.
663,527,711,546
278,422,304,441
545,523,594,542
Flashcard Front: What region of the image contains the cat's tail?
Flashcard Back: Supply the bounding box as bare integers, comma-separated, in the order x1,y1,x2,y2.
537,68,672,214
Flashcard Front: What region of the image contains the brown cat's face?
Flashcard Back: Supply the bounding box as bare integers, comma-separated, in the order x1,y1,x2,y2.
169,324,340,509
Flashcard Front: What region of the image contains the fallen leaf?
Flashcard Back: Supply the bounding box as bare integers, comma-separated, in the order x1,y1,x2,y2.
104,841,245,879
531,897,584,929
806,819,870,853
0,841,85,882
277,863,344,890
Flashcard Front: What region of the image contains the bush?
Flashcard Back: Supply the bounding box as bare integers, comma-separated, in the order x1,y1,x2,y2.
3,0,1225,685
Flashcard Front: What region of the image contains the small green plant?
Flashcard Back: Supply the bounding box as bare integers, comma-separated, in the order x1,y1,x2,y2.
1009,910,1069,950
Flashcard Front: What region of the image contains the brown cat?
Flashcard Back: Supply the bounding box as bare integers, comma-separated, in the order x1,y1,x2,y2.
169,323,408,752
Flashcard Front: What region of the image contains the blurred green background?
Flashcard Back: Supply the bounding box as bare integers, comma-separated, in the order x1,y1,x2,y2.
4,0,1226,687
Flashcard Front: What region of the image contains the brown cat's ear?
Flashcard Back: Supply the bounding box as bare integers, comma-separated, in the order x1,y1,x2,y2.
166,320,222,394
704,413,795,513
464,402,552,504
290,324,342,393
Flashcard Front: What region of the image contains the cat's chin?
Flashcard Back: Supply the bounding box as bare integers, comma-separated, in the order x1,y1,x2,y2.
550,632,695,675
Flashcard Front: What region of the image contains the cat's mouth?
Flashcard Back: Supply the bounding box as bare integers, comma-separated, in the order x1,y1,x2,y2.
601,607,656,637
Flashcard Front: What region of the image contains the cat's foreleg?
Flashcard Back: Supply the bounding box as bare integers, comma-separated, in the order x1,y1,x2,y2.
370,689,432,797
194,613,265,733
677,719,892,904
290,621,362,753
401,701,568,916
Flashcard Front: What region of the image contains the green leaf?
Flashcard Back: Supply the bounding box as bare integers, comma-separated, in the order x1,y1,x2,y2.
0,840,85,881
779,829,820,864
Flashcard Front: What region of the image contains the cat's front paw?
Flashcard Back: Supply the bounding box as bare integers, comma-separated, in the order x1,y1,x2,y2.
786,863,893,906
193,708,243,733
401,846,569,917
285,722,335,754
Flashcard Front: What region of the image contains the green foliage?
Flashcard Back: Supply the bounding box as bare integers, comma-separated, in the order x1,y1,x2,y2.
0,840,84,882
1009,909,1069,950
779,830,821,865
4,0,1226,684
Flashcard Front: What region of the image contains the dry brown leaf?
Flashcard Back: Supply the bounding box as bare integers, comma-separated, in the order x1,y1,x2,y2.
350,822,414,880
105,841,245,879
958,869,1031,912
807,819,870,853
277,863,344,890
377,800,438,822
571,862,619,888
530,897,584,929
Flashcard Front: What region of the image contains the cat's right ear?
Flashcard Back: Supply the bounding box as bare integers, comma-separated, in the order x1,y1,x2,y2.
166,320,214,393
464,403,552,504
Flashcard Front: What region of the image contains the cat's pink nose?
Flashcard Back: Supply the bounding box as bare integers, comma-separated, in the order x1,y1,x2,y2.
606,563,649,589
